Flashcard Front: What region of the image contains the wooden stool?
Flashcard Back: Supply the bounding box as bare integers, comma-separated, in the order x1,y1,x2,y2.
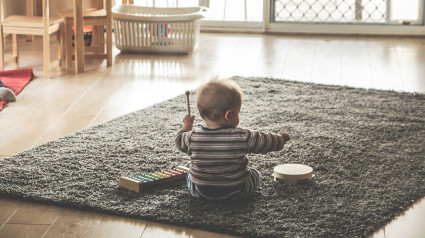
56,0,112,70
0,0,64,79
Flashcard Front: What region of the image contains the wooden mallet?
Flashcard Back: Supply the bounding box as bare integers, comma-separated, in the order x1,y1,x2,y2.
185,91,191,115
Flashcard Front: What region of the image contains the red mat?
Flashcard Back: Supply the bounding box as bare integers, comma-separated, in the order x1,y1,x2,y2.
0,68,33,111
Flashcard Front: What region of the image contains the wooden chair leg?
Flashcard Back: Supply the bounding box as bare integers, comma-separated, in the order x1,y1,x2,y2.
106,0,112,67
0,27,4,70
25,0,34,42
106,22,112,66
92,25,104,54
90,25,97,52
58,22,66,70
43,33,50,79
66,20,73,69
12,34,18,68
99,26,105,53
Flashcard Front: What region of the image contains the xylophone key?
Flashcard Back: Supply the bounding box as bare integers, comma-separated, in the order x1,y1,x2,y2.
176,166,189,172
131,176,150,183
165,170,178,175
151,173,164,179
144,174,162,180
170,169,183,174
137,175,153,182
155,172,169,178
143,174,154,180
129,176,143,182
175,168,186,173
162,170,174,176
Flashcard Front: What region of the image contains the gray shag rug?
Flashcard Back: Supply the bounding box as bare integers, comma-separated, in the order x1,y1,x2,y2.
1,76,424,238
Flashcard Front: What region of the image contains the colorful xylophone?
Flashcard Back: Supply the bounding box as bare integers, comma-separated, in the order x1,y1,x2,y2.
120,166,189,193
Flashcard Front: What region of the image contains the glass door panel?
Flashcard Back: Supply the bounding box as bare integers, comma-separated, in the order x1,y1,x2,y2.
272,0,423,25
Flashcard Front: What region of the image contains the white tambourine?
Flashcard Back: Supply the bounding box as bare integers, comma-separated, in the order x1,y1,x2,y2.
273,164,314,185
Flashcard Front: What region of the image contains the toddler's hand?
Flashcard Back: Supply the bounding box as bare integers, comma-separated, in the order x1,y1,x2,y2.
278,132,290,142
183,114,195,130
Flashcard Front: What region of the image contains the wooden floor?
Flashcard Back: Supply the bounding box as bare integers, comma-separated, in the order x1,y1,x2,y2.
0,32,424,238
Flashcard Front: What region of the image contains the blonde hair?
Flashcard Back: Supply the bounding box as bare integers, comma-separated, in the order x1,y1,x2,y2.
197,78,243,121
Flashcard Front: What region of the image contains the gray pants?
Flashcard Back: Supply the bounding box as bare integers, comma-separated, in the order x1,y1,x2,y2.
186,168,260,201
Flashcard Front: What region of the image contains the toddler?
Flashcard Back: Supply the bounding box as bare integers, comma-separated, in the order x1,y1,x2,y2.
175,79,290,201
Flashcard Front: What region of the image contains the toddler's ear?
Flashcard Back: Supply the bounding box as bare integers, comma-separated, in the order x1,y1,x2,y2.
224,109,233,121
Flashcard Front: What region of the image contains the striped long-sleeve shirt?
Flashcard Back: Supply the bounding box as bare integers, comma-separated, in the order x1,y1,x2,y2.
175,126,286,187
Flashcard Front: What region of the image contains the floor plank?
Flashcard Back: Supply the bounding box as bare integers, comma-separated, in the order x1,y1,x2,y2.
381,197,425,238
91,215,147,238
0,198,21,228
42,208,104,238
190,229,241,238
141,222,192,238
0,224,50,238
6,201,62,225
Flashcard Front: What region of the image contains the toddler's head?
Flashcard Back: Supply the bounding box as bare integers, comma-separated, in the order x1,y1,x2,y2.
197,78,243,128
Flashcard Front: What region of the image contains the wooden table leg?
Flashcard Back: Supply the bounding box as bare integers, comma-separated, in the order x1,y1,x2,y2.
74,0,84,73
26,0,34,41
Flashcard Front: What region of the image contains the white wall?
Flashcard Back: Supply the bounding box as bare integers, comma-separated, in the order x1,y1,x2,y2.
3,0,24,16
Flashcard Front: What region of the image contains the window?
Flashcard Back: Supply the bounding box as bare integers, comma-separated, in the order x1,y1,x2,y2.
273,0,423,25
117,0,425,35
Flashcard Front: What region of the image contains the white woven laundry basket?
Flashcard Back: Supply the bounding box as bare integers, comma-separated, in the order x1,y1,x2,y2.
112,5,206,54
